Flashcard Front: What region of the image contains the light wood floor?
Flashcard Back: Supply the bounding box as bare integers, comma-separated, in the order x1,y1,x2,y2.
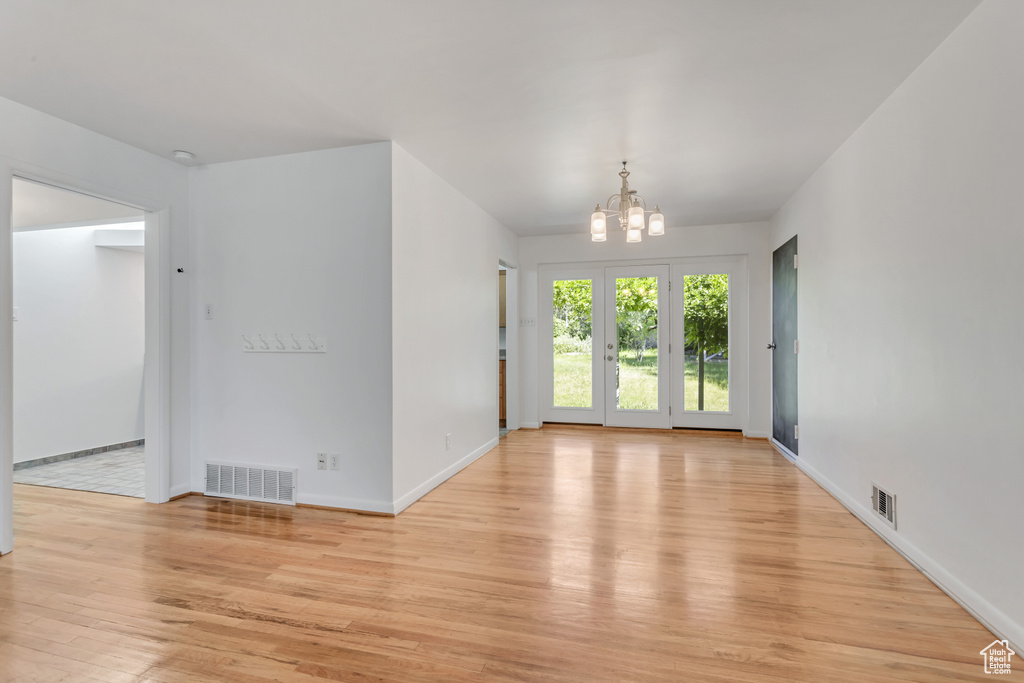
1,426,996,681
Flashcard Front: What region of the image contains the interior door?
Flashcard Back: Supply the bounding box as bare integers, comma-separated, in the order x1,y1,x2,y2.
772,236,798,455
604,266,671,428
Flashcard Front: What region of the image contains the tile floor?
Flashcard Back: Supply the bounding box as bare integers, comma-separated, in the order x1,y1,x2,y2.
13,446,145,498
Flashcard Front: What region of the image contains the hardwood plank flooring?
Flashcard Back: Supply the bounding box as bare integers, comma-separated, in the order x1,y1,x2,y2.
1,426,997,681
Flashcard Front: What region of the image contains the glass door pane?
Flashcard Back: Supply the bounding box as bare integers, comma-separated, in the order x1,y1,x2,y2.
605,265,670,429
671,261,745,431
683,274,729,413
614,276,660,410
541,269,604,425
553,279,593,408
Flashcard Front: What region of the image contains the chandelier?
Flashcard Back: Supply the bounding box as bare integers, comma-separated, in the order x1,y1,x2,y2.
589,161,664,243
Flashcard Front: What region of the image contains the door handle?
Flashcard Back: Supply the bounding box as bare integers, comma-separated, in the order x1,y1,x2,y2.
766,342,776,350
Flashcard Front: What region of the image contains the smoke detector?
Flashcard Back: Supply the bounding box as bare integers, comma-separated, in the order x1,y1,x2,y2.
172,150,196,163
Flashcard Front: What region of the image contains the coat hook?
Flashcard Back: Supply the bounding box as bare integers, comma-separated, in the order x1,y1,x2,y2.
258,334,270,350
291,333,303,350
307,333,318,350
274,334,286,350
242,334,254,350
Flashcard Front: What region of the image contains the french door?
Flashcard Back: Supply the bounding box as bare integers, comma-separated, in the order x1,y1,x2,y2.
603,266,670,428
542,266,669,428
542,257,747,431
542,268,605,424
670,260,745,430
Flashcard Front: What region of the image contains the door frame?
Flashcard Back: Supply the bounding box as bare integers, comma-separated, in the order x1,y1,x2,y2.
1,165,172,555
499,260,519,431
670,256,748,430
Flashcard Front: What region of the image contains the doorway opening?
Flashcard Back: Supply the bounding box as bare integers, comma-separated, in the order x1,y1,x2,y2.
11,178,147,498
543,265,670,429
498,261,519,436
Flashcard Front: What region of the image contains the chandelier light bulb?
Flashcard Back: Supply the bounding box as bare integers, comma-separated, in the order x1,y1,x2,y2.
649,207,665,236
591,207,607,235
628,202,645,228
626,227,642,243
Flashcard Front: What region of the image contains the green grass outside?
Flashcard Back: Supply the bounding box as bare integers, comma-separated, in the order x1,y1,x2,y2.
683,359,729,412
553,350,593,408
616,348,659,410
553,347,729,412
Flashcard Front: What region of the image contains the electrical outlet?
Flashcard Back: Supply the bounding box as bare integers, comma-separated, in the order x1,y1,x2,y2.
520,317,536,327
445,433,453,451
317,452,327,470
330,454,340,471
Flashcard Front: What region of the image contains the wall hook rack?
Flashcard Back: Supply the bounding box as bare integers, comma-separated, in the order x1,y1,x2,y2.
243,332,327,354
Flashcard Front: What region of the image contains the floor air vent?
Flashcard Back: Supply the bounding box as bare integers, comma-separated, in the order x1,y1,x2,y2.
871,482,896,529
205,461,297,505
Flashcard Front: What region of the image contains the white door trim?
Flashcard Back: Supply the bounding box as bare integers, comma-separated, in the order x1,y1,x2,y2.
499,261,520,431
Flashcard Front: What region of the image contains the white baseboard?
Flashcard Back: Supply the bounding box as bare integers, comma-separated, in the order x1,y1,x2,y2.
169,482,192,499
791,455,1022,653
519,421,541,429
296,492,395,515
743,430,770,438
183,488,395,514
770,438,797,462
393,437,499,515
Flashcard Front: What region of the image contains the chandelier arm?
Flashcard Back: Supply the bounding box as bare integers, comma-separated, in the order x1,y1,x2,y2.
605,194,622,210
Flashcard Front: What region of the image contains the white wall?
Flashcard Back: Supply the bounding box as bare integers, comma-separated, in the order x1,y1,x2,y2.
0,95,190,552
13,224,144,462
391,144,519,511
771,0,1022,648
518,222,772,435
190,143,395,512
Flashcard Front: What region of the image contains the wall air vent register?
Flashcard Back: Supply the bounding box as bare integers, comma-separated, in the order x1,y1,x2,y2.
205,461,297,505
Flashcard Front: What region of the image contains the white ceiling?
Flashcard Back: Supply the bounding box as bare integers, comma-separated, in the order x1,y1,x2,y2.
0,1,979,235
13,178,143,231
